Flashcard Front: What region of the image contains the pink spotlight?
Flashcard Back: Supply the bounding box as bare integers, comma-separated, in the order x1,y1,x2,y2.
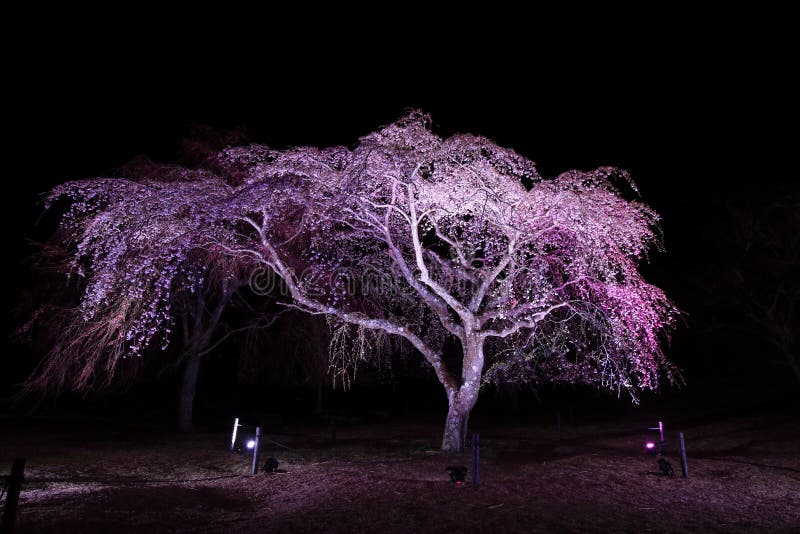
645,442,655,450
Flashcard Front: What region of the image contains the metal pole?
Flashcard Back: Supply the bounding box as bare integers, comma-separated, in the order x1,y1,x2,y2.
231,417,240,451
678,432,689,478
1,458,25,534
251,427,262,476
659,421,664,443
471,433,480,489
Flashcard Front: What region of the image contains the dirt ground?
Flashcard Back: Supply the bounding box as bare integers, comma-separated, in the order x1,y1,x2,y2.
2,414,799,533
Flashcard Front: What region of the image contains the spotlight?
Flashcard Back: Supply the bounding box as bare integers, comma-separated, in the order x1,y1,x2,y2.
445,465,467,484
645,420,666,454
658,458,675,477
246,439,256,449
263,457,279,473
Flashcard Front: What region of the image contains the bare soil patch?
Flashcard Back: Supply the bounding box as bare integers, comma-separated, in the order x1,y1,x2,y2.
2,416,798,532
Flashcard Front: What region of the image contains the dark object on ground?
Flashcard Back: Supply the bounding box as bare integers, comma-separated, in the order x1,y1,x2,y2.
658,458,675,477
1,458,26,534
263,458,280,473
446,465,467,484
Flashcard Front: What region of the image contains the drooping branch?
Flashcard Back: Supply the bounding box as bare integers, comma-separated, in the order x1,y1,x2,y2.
254,239,458,394
27,110,678,445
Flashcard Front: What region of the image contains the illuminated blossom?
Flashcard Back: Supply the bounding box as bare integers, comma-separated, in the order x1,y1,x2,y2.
34,111,677,451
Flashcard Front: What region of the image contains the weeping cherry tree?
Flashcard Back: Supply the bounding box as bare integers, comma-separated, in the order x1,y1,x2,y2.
27,112,677,449
213,111,679,451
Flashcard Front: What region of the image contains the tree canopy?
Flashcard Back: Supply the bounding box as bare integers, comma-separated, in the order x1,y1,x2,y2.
30,111,678,450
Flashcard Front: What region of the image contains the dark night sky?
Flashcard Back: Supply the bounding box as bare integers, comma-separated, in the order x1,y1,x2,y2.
4,26,798,404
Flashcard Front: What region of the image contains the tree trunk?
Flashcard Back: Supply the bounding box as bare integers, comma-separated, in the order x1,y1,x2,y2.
177,288,230,433
315,384,324,415
178,349,202,432
442,401,469,452
781,346,800,385
510,387,520,415
441,336,484,452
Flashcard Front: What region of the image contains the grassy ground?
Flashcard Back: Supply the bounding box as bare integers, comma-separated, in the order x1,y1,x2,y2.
1,414,798,532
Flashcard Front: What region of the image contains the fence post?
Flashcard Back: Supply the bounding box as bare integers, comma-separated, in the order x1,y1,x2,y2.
1,458,25,534
471,433,480,489
251,427,262,476
678,432,689,478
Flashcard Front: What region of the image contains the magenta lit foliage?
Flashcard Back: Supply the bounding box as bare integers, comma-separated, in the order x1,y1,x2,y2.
35,111,677,450
30,167,246,392
216,112,676,389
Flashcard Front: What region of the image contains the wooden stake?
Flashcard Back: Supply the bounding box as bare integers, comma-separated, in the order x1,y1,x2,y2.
1,458,25,534
678,432,689,478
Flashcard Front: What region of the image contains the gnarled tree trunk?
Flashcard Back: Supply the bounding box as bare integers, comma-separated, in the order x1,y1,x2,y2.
441,337,484,452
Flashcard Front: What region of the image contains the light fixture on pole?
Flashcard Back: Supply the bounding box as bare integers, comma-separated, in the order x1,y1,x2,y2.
230,417,241,452
644,420,666,455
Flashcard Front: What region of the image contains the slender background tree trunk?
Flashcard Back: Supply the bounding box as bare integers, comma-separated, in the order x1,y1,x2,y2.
780,346,800,385
176,286,231,432
178,349,202,432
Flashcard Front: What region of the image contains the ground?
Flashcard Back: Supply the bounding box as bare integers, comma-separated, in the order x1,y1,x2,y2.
2,413,798,532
